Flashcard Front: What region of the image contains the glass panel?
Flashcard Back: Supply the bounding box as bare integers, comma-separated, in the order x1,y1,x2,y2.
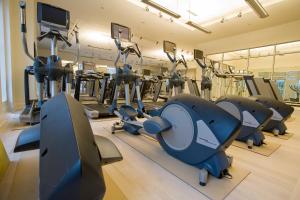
276,41,300,54
250,46,274,58
274,52,300,101
207,53,223,61
248,56,273,78
223,50,248,60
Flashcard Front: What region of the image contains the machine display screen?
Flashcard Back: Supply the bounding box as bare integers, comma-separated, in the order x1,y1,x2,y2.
163,41,176,54
37,3,69,29
111,23,131,41
83,62,96,71
194,49,203,60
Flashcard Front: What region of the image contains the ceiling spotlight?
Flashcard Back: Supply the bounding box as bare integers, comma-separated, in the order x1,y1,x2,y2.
245,0,269,18
141,0,181,19
170,18,173,23
186,21,211,34
145,6,149,12
159,12,163,18
220,18,225,23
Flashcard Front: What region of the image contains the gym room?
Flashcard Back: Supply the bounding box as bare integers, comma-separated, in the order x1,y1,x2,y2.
1,0,300,199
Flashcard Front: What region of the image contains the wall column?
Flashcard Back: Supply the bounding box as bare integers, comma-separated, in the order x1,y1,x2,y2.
2,0,36,110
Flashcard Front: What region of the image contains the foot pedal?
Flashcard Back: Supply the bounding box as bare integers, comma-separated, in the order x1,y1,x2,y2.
120,105,138,120
14,124,40,152
94,135,123,165
143,116,171,135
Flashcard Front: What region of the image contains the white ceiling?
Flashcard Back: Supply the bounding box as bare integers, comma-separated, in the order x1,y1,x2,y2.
38,0,300,66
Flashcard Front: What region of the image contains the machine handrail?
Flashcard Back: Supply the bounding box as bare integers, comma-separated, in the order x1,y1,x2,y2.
19,1,34,61
114,38,143,68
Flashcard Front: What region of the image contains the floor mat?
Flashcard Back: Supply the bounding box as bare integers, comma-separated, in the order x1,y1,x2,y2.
263,131,294,140
232,140,281,157
115,132,250,200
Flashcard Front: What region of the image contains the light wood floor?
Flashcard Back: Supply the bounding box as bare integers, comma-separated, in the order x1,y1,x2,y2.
1,107,300,200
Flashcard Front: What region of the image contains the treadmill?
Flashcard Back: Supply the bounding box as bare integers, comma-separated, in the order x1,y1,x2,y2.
268,79,300,107
74,66,113,119
245,77,300,107
19,65,45,124
130,77,166,111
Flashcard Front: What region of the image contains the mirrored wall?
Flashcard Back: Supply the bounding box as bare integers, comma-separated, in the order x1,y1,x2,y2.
207,40,300,101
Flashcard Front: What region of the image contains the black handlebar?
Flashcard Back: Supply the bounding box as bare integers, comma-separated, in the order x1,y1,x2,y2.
115,39,141,58
166,53,176,63
19,1,26,33
195,59,206,69
180,55,187,68
37,30,72,47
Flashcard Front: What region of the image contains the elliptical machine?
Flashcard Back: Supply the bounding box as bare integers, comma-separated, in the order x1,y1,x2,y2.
14,3,122,199
163,41,187,98
109,23,241,185
194,49,273,148
19,1,80,124
244,76,294,136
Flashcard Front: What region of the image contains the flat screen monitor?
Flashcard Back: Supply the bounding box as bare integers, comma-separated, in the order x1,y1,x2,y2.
163,41,176,54
194,49,203,60
143,69,151,76
82,61,96,71
37,2,70,30
111,23,131,41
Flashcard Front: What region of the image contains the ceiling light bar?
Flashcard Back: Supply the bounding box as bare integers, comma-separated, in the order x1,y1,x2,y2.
186,21,211,34
141,0,181,19
245,0,269,18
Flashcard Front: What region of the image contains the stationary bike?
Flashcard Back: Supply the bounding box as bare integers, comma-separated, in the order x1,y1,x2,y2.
109,24,241,186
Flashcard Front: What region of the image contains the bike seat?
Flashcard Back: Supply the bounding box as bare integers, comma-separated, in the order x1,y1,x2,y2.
120,105,138,119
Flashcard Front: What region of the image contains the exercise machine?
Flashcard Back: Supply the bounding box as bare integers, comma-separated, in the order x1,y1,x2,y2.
194,49,273,147
109,23,242,185
147,41,187,110
244,76,294,135
289,84,300,102
74,63,112,119
19,1,79,124
14,2,122,199
162,41,187,98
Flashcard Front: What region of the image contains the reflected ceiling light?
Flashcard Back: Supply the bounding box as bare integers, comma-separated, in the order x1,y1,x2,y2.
96,65,108,68
245,0,269,18
186,21,212,34
141,0,181,19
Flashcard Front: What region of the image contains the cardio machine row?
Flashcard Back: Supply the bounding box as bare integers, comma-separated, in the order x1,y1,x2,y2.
13,1,294,200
